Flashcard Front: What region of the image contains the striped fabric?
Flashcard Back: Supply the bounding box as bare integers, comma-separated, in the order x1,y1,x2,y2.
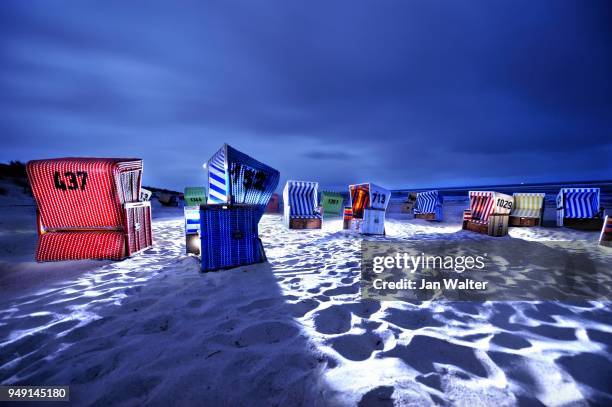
511,193,545,219
206,144,280,210
463,210,472,220
207,148,228,204
557,188,600,219
184,207,200,234
27,158,142,229
414,190,442,214
469,191,495,223
283,181,321,224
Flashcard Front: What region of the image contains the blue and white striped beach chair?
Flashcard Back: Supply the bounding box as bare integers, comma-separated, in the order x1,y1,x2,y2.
414,190,443,221
283,181,322,229
556,188,602,229
199,144,280,271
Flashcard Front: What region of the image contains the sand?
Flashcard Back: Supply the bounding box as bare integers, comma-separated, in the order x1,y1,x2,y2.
0,196,611,406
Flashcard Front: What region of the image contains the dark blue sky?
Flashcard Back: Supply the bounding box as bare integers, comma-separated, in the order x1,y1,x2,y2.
1,1,611,191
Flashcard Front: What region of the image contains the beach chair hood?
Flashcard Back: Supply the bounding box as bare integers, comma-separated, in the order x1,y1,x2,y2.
468,191,513,223
414,190,443,214
206,144,280,209
184,187,207,206
556,188,600,218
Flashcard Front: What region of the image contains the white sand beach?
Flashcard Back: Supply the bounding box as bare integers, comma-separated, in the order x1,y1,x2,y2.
1,193,611,406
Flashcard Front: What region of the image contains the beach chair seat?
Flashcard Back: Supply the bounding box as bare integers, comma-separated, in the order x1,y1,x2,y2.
27,158,153,261
462,191,513,237
510,193,545,226
283,181,322,229
414,190,443,221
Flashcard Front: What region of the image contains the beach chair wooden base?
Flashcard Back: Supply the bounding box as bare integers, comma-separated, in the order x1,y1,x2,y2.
415,213,436,220
289,217,322,229
464,215,509,237
509,216,540,227
562,218,604,231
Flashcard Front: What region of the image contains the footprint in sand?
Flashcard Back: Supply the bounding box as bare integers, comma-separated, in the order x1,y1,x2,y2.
312,305,352,334
330,332,383,361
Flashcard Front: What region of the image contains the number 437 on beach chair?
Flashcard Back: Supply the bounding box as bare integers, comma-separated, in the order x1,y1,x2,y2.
27,158,153,261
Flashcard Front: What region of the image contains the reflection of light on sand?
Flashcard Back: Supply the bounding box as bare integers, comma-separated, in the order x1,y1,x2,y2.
0,208,610,405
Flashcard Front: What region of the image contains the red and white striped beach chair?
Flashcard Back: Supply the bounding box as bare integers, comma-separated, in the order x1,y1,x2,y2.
462,191,513,236
27,158,153,261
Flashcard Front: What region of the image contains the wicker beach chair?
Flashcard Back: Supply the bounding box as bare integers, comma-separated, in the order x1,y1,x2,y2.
283,181,322,229
462,191,513,236
27,158,153,261
347,183,391,235
320,191,344,217
200,144,279,271
556,188,603,230
414,190,443,221
509,193,545,226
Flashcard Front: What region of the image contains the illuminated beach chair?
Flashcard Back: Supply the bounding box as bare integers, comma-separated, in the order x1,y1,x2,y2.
462,191,513,236
347,183,391,235
509,193,545,226
26,158,153,261
320,191,344,217
265,193,280,214
599,216,612,247
183,187,207,255
414,190,443,221
200,144,279,271
556,188,603,230
283,181,322,229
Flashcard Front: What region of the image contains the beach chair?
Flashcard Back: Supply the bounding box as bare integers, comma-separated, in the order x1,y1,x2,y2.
599,215,612,247
26,158,153,261
462,191,513,237
265,193,280,213
401,192,418,214
509,193,545,226
343,207,353,230
200,144,279,271
184,187,206,206
140,188,152,202
347,183,391,235
556,188,603,230
283,181,322,229
183,187,207,255
320,191,344,217
414,190,443,221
